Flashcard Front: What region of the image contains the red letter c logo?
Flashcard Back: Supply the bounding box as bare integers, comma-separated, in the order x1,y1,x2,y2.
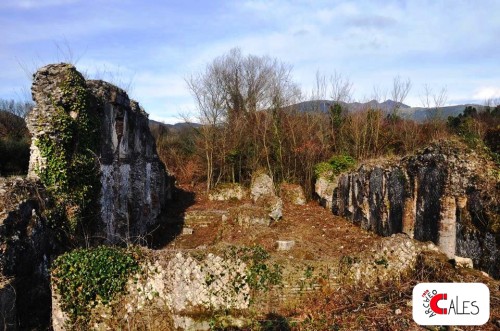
430,293,448,315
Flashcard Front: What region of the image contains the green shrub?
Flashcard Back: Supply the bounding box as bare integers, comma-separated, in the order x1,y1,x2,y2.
314,154,356,179
51,246,140,325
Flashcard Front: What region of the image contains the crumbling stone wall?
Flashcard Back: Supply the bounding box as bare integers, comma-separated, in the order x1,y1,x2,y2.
52,251,250,331
0,63,173,329
26,63,171,243
88,80,170,242
51,235,431,330
0,178,54,329
330,141,500,278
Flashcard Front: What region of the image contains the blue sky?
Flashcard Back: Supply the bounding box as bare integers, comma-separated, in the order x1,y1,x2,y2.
1,0,499,123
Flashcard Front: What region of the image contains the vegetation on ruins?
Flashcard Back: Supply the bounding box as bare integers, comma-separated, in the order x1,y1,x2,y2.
51,246,140,327
0,53,499,330
224,245,283,293
313,154,356,180
35,66,101,238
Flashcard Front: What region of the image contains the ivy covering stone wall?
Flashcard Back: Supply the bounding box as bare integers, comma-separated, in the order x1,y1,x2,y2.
26,63,171,244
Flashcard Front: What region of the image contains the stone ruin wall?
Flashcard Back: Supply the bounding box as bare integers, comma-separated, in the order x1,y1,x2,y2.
329,142,500,278
26,63,171,243
0,63,173,328
87,80,171,243
52,234,424,330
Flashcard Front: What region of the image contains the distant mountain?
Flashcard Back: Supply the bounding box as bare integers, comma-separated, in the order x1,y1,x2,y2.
294,99,481,121
294,99,410,113
149,100,482,129
400,104,483,121
149,119,201,135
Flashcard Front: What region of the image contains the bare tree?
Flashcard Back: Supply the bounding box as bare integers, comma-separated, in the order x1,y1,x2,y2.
186,48,301,189
309,70,327,113
0,99,33,118
390,75,412,116
419,83,433,109
371,85,387,103
433,86,448,109
420,84,448,120
312,70,327,100
326,71,353,152
330,71,353,104
187,67,226,191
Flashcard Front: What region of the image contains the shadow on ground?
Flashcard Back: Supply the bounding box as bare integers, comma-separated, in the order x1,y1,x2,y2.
259,313,291,331
150,186,196,249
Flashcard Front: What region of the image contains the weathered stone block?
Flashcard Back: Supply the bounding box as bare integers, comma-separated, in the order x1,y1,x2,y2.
181,227,194,235
250,171,275,202
315,175,336,209
209,183,247,201
280,183,306,205
454,256,473,269
261,195,283,221
277,240,295,251
232,204,270,227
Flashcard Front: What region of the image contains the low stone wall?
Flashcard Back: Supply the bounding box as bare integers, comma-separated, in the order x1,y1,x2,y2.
52,250,250,330
209,183,247,201
52,235,430,330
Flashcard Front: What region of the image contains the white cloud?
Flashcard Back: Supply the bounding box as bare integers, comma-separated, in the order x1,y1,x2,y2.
1,0,500,117
0,0,80,9
472,87,500,101
149,115,188,125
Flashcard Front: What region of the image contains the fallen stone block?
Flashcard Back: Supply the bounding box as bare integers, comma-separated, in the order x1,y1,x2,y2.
276,240,295,251
454,256,473,269
182,227,194,235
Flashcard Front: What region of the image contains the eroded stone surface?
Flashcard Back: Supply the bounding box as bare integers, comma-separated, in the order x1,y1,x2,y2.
52,251,250,330
277,240,295,251
231,204,270,227
454,256,473,269
88,80,170,243
250,172,275,202
26,64,172,243
249,171,283,222
0,178,53,329
345,234,422,286
280,183,306,205
329,141,500,278
315,175,337,209
209,183,247,201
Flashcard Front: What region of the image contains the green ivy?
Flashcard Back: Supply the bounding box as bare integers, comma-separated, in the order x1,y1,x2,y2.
226,245,283,292
51,246,140,326
35,66,101,235
314,154,356,179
